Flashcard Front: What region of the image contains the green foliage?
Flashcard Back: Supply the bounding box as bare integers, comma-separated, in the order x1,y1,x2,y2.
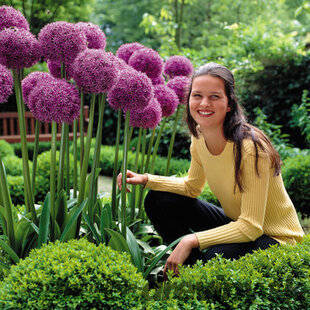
290,89,310,145
148,235,310,309
2,156,32,177
282,154,310,218
35,150,79,202
0,239,147,309
0,141,14,160
198,184,220,206
6,175,24,207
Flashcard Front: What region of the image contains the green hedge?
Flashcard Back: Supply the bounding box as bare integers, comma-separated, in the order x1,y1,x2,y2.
2,156,32,177
0,239,147,309
147,235,310,309
0,140,14,159
282,154,310,218
6,175,24,206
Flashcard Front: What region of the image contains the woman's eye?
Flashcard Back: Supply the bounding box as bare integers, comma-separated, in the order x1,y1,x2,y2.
193,94,201,98
210,95,219,99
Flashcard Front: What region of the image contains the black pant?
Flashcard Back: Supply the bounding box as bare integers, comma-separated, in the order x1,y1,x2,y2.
144,190,279,265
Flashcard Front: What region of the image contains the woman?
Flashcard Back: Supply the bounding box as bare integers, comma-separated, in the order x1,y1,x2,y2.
117,62,304,276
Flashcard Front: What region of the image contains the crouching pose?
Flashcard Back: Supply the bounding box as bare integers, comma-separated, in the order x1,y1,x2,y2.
118,62,304,277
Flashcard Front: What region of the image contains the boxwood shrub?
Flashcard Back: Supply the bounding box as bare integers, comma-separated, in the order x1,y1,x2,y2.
2,155,32,177
0,239,147,309
6,175,24,206
282,154,310,218
0,140,14,159
147,235,310,309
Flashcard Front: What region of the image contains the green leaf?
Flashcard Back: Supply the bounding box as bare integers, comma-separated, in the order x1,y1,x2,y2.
0,259,10,269
82,213,101,244
37,193,50,248
0,238,19,263
100,204,112,243
126,227,143,273
60,199,87,242
56,190,68,229
105,228,131,254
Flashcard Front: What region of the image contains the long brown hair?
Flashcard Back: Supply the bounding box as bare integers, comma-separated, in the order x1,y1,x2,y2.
185,62,281,192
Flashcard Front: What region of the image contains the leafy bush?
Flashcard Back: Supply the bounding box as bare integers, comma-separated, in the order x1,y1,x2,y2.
147,235,310,309
35,150,79,202
0,140,14,159
282,154,310,218
198,184,220,206
6,175,24,206
0,239,147,309
2,155,32,177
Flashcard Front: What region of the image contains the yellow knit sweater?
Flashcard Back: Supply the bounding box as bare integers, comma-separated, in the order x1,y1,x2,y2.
145,136,304,250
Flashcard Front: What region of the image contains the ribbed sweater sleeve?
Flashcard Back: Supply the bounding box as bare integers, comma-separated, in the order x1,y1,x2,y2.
195,149,271,250
145,139,207,198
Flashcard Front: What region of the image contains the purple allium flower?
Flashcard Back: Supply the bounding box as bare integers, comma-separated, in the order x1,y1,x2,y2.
129,98,162,129
167,76,191,105
22,71,54,108
0,27,40,69
153,84,179,117
47,60,74,80
0,5,29,31
38,21,87,64
108,68,153,112
116,42,145,64
76,22,106,49
164,55,193,79
0,64,13,103
28,79,80,123
128,48,163,79
73,49,119,93
151,75,165,85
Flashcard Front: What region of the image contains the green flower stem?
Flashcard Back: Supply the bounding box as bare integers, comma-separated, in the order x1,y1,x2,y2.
12,69,37,224
144,128,156,172
87,93,106,222
165,105,182,176
0,160,15,251
111,109,122,221
73,119,78,198
31,120,40,195
121,110,131,238
57,123,67,194
130,127,142,221
65,124,70,195
151,116,167,174
79,92,85,169
50,121,57,242
137,129,147,221
78,93,96,206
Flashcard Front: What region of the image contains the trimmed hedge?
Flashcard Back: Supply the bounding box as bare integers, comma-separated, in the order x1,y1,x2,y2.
0,239,147,309
0,140,14,159
6,175,24,206
2,155,32,177
282,154,310,218
147,235,310,309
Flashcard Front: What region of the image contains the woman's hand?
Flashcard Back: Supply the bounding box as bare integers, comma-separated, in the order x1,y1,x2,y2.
117,170,148,192
164,234,199,278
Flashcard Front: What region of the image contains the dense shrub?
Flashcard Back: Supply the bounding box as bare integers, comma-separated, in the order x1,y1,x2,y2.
6,175,24,206
147,235,310,309
282,154,310,218
0,140,14,159
35,150,79,202
2,155,32,176
0,239,147,309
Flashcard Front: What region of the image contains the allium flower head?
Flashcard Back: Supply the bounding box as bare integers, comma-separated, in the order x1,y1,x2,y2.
76,22,106,49
73,49,119,93
151,75,165,85
154,84,179,117
108,68,153,112
38,21,87,64
0,27,40,69
116,42,145,64
47,60,74,80
129,98,162,129
128,48,163,79
0,64,13,103
164,55,193,79
167,76,191,104
22,72,54,108
28,78,80,123
0,5,29,31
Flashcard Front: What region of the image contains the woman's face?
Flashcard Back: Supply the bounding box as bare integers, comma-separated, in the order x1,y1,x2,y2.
189,75,230,133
